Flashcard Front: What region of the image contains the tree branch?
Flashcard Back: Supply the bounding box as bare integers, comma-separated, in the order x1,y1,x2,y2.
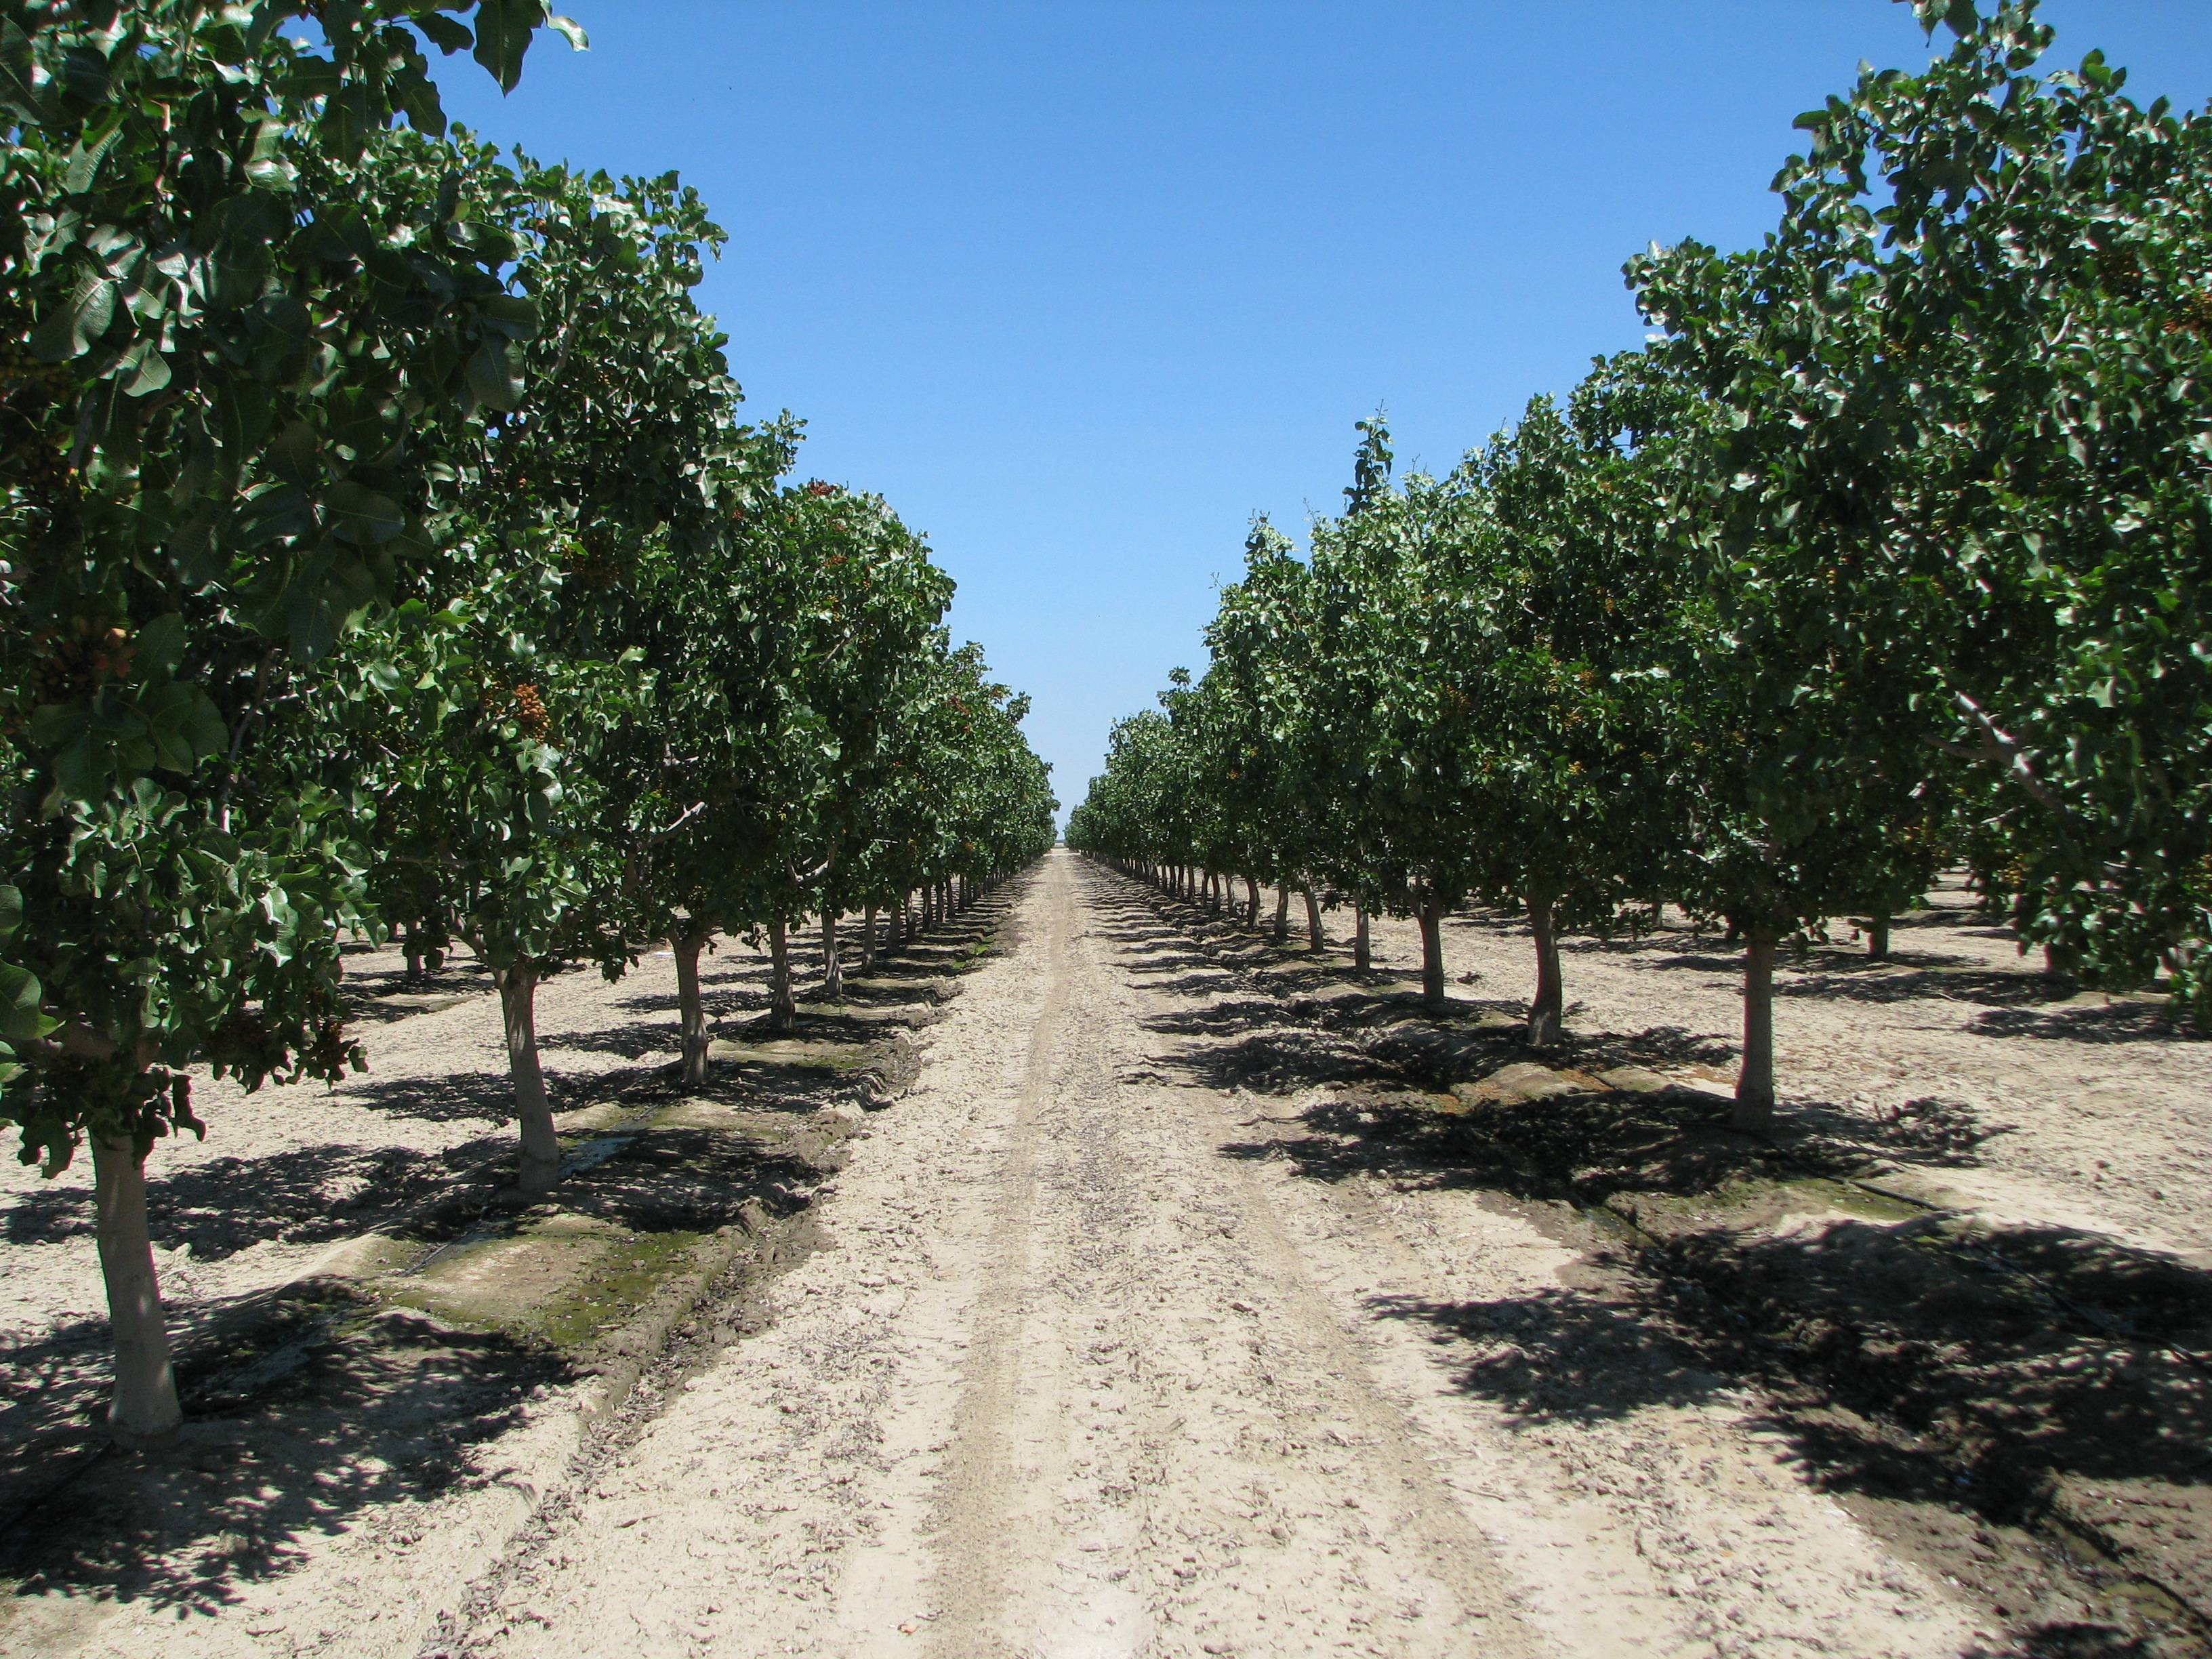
1940,689,2075,820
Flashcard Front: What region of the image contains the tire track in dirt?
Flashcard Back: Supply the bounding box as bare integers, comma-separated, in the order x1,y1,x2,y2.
1080,861,1995,1659
919,853,1078,1650
411,852,2005,1657
915,859,1546,1656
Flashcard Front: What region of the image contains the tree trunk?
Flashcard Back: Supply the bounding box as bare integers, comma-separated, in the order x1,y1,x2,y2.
673,929,712,1088
822,911,844,1000
1526,895,1563,1048
769,918,796,1033
92,1132,182,1449
862,904,878,972
1733,929,1779,1134
1245,876,1261,930
1354,903,1370,971
497,960,561,1195
1303,888,1323,951
1418,897,1446,1009
1867,914,1891,960
404,922,426,983
1273,885,1290,943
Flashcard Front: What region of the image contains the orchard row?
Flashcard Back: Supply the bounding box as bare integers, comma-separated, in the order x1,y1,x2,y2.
1070,2,2210,1118
0,4,1056,1443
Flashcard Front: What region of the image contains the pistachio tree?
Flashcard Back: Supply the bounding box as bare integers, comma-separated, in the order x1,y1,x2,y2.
0,0,574,1446
1626,0,2211,1116
1443,373,1689,1044
327,140,746,1187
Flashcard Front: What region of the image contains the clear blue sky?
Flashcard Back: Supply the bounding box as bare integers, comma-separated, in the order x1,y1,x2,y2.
433,2,2212,825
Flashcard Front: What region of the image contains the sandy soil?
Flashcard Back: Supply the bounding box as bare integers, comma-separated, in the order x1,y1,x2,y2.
3,853,2207,1657
1349,884,2212,1264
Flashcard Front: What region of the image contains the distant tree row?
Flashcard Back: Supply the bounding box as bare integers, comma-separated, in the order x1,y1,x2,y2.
1071,1,2209,1122
0,3,1054,1446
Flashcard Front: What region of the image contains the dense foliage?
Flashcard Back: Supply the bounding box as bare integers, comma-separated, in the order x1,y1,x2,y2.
1072,0,2208,1130
0,2,1054,1445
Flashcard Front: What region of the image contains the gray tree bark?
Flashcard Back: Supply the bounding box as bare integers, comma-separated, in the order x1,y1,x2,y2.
93,1132,182,1449
495,960,560,1195
1418,897,1446,1009
769,918,796,1033
1526,895,1563,1048
1732,930,1779,1133
673,928,712,1088
822,912,844,1000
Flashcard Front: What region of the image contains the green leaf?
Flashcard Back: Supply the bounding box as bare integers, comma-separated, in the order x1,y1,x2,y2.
323,480,406,546
30,272,117,361
52,735,105,804
548,14,589,50
0,965,52,1046
26,702,89,752
121,337,171,396
415,12,474,54
139,682,224,774
267,420,321,487
64,119,124,194
134,613,187,679
0,20,46,122
466,338,524,411
477,294,540,340
0,886,21,941
58,44,110,106
470,0,541,93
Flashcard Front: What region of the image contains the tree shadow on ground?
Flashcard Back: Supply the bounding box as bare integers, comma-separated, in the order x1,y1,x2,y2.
615,987,764,1020
1221,1088,1805,1206
1,1304,569,1618
5,1139,502,1259
535,1022,677,1062
1368,1286,1727,1422
1122,951,1223,975
142,1143,482,1263
1134,970,1245,998
1095,863,2212,1649
1300,1087,2212,1647
546,1124,826,1235
1624,1213,2212,1622
1643,951,1755,974
1776,964,2077,1008
1975,1000,2198,1044
2,1181,89,1244
338,1068,515,1126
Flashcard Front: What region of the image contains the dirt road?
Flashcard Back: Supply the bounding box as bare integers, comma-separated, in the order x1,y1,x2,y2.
435,852,1996,1658
9,849,2205,1658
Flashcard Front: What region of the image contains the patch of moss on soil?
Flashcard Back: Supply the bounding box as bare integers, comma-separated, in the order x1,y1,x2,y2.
525,1227,711,1354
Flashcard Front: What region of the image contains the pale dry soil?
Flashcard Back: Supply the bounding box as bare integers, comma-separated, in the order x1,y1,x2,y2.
4,852,2207,1658
1354,885,2210,1266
